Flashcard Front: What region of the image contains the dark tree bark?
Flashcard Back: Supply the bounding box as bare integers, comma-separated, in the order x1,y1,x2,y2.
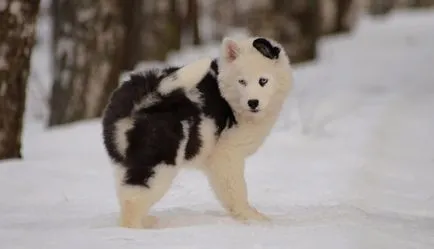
121,0,144,71
368,0,396,15
169,0,182,49
122,0,182,71
408,0,434,7
247,0,322,64
185,0,201,45
143,0,182,60
320,0,360,35
0,0,40,160
48,0,125,126
334,0,356,33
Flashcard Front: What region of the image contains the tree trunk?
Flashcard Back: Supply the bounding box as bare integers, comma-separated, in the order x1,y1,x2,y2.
333,0,359,34
320,0,361,36
409,0,434,7
185,0,201,45
121,0,144,71
122,0,181,71
368,0,396,15
320,0,338,35
0,0,40,160
48,0,125,126
169,0,182,49
247,0,322,64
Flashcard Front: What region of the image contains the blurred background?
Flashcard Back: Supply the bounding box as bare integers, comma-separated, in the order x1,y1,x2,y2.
1,0,433,159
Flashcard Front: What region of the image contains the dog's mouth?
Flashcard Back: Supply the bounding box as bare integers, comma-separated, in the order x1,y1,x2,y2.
250,109,260,113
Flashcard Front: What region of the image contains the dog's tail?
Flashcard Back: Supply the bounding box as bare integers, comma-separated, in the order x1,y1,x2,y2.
157,57,212,95
102,57,212,163
105,57,212,123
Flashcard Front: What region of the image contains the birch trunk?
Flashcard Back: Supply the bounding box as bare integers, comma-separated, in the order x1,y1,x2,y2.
333,0,360,33
368,0,396,15
185,0,201,45
122,0,181,71
0,0,40,159
48,0,125,126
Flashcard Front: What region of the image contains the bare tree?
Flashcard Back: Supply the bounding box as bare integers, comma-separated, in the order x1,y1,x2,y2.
368,0,396,15
48,0,125,126
121,0,144,71
184,0,201,45
247,0,322,64
122,0,182,71
333,0,360,33
408,0,434,7
170,0,182,49
0,0,40,160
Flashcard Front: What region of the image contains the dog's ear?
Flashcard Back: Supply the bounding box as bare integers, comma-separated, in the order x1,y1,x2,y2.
253,38,280,60
222,37,241,63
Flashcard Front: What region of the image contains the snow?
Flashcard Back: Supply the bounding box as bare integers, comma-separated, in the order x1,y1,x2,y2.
3,9,434,249
25,0,52,120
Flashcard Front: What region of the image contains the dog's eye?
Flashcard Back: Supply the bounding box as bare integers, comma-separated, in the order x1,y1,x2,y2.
259,77,268,86
238,79,247,86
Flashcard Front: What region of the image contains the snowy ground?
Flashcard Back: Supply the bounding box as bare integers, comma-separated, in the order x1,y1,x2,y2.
2,9,434,249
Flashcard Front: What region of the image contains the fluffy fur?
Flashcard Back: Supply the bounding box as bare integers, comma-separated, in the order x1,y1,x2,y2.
101,36,293,229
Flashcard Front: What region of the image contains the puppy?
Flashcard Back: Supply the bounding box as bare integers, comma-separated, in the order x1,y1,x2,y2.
102,37,293,228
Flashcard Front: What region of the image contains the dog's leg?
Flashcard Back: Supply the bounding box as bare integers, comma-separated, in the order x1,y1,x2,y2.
205,155,269,222
116,165,178,229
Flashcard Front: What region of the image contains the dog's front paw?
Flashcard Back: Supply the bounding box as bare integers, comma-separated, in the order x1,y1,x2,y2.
119,215,158,229
119,217,143,229
230,207,270,222
142,215,158,228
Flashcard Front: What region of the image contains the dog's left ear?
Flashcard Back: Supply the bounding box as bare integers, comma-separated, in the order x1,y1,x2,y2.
253,38,280,60
222,37,241,63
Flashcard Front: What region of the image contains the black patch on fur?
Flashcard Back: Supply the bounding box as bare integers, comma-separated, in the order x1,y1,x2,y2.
102,60,236,187
184,118,201,160
198,59,237,135
210,59,219,75
253,38,280,60
102,71,161,163
124,86,202,186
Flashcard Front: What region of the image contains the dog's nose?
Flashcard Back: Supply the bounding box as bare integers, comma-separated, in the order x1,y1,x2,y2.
247,99,259,109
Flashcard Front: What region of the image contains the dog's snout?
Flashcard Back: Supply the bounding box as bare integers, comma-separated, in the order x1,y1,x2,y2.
247,99,259,109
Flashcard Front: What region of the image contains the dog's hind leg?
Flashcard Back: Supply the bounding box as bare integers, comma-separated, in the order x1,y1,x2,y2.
115,165,178,229
204,154,270,222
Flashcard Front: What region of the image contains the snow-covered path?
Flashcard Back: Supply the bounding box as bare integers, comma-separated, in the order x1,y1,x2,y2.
1,9,434,249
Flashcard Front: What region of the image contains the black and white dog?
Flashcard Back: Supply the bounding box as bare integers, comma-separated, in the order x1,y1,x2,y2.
102,37,293,228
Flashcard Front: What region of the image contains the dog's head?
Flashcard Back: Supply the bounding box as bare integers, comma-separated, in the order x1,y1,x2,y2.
218,37,293,119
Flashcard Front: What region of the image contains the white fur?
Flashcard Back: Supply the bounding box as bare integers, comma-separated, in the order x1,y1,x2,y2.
204,36,293,221
113,118,134,157
158,57,212,95
176,121,190,165
218,37,292,120
116,164,178,228
185,88,203,106
133,93,159,111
